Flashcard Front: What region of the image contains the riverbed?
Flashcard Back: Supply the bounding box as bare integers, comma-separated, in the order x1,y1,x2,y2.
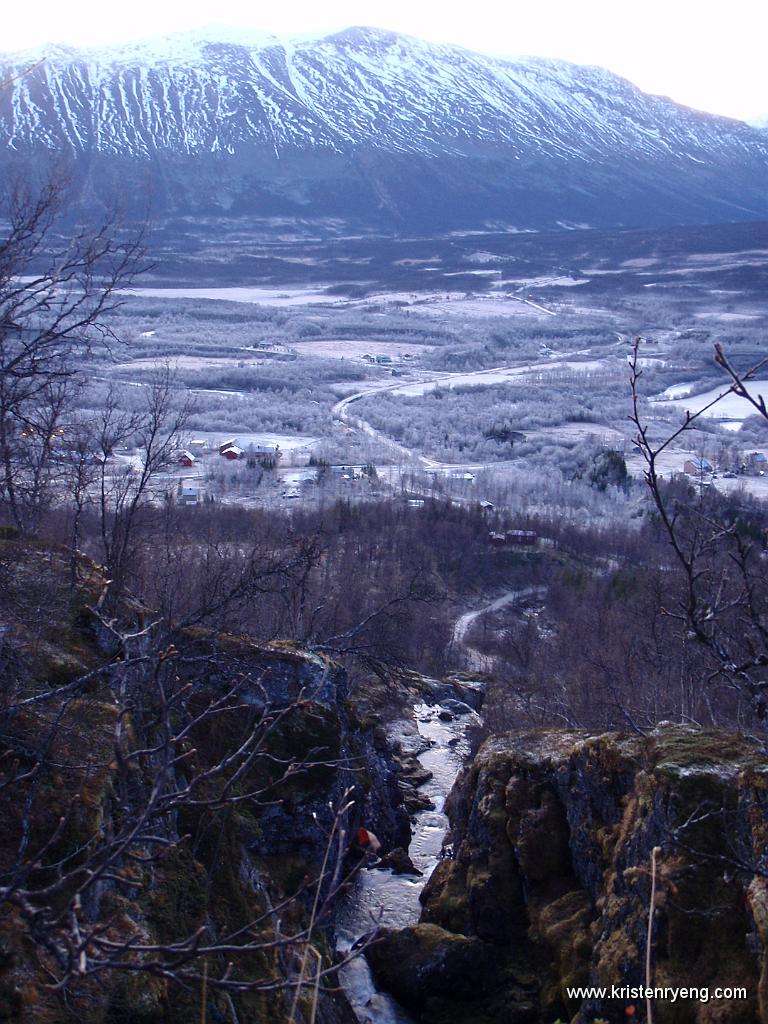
334,701,477,1023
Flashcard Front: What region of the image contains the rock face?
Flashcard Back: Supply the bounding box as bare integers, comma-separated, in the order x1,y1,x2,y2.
179,632,413,863
0,601,417,1024
0,548,486,1024
2,27,768,233
366,924,500,1008
372,726,768,1024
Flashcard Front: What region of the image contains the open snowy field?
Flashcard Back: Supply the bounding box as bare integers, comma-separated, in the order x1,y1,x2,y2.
121,285,336,306
291,339,433,359
389,359,606,396
660,380,768,421
112,355,265,371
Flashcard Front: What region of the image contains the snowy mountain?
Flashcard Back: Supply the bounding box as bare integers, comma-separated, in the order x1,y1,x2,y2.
2,25,768,233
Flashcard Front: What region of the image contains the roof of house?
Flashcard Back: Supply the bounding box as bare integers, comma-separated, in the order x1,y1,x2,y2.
221,445,244,457
687,457,713,471
178,450,196,462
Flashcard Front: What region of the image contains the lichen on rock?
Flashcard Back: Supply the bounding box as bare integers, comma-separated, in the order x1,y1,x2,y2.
374,726,768,1024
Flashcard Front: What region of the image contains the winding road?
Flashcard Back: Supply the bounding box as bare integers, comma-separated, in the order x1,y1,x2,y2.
331,355,603,472
451,585,547,672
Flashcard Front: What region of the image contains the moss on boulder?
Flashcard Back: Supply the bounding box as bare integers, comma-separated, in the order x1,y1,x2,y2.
377,726,768,1024
366,923,498,1007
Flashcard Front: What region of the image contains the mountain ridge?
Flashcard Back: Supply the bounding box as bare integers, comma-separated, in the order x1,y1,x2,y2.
2,26,767,234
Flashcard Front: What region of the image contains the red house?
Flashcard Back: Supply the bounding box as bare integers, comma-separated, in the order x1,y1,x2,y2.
220,445,244,461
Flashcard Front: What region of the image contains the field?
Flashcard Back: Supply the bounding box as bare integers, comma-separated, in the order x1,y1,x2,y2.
290,339,435,360
658,379,768,426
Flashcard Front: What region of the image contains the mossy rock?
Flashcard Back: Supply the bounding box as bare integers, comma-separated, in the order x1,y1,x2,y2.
366,923,498,1008
421,860,474,935
529,888,593,1013
0,985,21,1022
505,776,571,881
105,974,168,1024
647,729,763,772
264,705,344,794
144,847,209,942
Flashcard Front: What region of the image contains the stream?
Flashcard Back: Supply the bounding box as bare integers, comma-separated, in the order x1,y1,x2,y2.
335,700,479,1023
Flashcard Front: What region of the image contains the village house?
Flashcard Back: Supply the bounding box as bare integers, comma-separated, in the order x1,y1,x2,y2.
218,438,279,463
329,464,365,480
683,457,713,477
250,442,280,463
177,450,196,468
747,452,767,476
176,481,202,506
488,529,538,547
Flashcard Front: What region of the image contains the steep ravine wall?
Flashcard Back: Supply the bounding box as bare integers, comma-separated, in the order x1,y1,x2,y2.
367,726,768,1024
0,612,424,1024
0,596,481,1024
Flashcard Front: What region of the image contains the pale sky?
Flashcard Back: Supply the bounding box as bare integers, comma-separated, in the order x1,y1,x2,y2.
3,0,767,123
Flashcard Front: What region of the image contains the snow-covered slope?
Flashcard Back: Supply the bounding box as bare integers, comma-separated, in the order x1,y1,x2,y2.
2,26,767,232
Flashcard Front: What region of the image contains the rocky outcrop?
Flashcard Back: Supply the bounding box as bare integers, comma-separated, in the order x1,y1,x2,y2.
366,924,502,1008
370,726,768,1024
0,539,488,1024
0,571,433,1024
177,632,414,862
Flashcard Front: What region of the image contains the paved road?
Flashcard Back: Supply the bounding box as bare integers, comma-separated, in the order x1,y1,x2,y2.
331,354,599,473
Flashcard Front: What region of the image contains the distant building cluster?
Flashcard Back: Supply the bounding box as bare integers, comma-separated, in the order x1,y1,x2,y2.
217,438,279,462
681,451,766,479
173,436,284,508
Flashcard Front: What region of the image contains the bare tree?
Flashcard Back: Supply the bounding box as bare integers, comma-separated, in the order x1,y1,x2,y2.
91,371,190,604
0,604,367,1016
630,336,768,726
0,178,144,533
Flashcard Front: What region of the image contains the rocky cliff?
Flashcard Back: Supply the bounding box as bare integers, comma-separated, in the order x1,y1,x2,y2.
0,549,438,1024
368,726,768,1024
